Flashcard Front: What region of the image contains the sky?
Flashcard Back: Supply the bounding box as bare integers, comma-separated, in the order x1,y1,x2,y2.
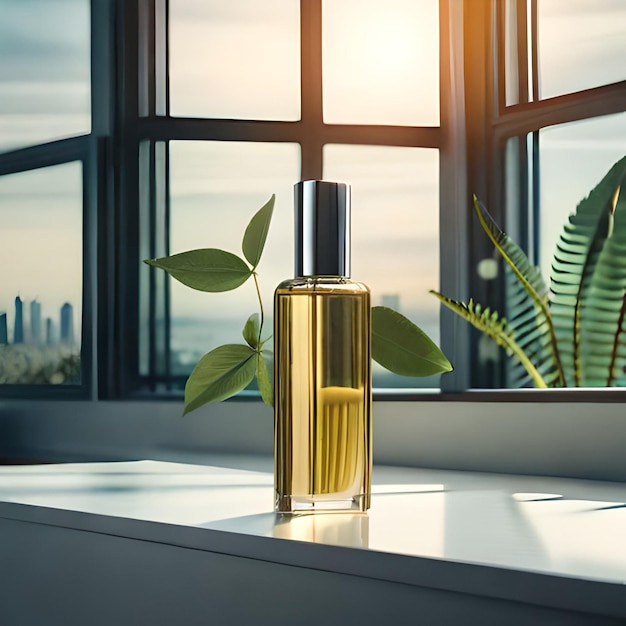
0,0,625,352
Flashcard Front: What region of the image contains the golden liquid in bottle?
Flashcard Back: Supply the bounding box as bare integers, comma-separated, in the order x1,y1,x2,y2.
274,279,372,513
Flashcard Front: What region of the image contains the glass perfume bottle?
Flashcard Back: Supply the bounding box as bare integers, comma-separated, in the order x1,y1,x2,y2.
274,180,372,513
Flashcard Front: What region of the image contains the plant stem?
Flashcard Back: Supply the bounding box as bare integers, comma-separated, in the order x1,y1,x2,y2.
252,271,264,349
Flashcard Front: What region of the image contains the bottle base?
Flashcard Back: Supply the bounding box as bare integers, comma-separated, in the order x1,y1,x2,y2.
275,493,370,514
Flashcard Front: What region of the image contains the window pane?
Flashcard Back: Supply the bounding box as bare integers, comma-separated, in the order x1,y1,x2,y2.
169,141,300,376
503,0,534,106
539,113,626,281
169,0,300,120
538,0,626,99
324,144,440,389
0,163,83,385
0,0,90,152
322,0,439,126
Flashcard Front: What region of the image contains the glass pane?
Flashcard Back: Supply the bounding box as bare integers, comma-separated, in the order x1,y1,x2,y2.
538,0,626,99
169,141,300,376
0,0,90,152
539,113,626,281
169,0,300,120
503,0,534,106
0,163,83,384
323,144,440,389
322,0,439,126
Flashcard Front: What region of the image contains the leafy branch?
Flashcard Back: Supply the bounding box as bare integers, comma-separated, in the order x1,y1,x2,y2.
146,194,452,414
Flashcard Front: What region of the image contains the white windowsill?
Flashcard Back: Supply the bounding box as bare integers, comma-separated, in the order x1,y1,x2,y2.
0,457,624,624
1,399,625,482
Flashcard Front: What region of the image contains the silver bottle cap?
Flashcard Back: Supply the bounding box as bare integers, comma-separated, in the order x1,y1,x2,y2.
294,180,351,278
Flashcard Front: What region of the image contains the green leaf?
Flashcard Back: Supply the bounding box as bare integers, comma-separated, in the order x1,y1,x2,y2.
551,156,626,385
242,195,275,269
184,344,256,415
431,292,548,388
257,351,274,408
581,174,626,386
243,313,261,349
473,196,565,386
371,306,452,377
145,249,252,292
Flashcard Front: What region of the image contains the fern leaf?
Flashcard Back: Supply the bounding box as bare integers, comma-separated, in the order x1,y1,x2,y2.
504,265,561,388
431,291,548,388
473,196,564,386
581,178,626,386
550,155,626,385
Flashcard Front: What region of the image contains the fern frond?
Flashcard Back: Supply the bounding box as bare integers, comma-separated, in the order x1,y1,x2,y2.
430,291,548,388
504,265,561,388
581,178,626,386
550,155,626,385
473,196,564,386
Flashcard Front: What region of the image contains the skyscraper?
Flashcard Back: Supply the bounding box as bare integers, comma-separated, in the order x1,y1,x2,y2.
60,302,74,345
30,299,42,345
14,296,24,344
46,317,54,345
0,312,7,345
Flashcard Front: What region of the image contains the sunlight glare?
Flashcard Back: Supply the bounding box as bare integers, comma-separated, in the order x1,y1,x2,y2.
323,0,439,126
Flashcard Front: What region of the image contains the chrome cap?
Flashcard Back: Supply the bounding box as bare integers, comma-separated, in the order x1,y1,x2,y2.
294,180,351,278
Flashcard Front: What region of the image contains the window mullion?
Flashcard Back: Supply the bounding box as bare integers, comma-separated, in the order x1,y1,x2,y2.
493,81,626,140
515,0,529,105
300,0,323,180
0,138,88,177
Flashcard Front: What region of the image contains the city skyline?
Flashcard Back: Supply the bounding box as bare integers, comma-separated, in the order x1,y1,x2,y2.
0,294,76,346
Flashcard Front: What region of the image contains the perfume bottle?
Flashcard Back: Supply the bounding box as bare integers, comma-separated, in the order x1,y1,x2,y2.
274,180,372,513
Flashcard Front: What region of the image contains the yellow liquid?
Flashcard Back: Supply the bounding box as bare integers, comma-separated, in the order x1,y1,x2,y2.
274,279,372,513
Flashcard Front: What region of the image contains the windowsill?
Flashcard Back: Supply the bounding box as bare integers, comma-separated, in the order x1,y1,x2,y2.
1,399,625,482
0,457,624,623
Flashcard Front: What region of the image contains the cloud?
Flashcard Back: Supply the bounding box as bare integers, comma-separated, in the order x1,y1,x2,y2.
0,0,89,82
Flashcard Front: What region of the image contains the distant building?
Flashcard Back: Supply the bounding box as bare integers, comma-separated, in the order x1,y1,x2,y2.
30,300,42,345
46,317,55,345
60,302,74,345
0,312,7,345
14,296,24,344
381,294,400,311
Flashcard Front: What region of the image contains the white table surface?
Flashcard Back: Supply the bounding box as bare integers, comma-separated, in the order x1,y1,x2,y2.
0,456,623,587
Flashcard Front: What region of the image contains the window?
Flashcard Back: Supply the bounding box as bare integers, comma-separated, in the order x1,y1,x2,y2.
464,0,626,390
1,0,624,481
0,0,92,397
0,163,83,385
0,0,91,151
135,0,443,395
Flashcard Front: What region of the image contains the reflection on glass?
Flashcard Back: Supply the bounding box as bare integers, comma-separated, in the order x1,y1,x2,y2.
169,0,300,120
0,163,83,384
538,0,626,99
168,141,300,376
504,0,534,106
323,144,440,389
539,113,626,281
0,0,90,152
322,0,439,126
